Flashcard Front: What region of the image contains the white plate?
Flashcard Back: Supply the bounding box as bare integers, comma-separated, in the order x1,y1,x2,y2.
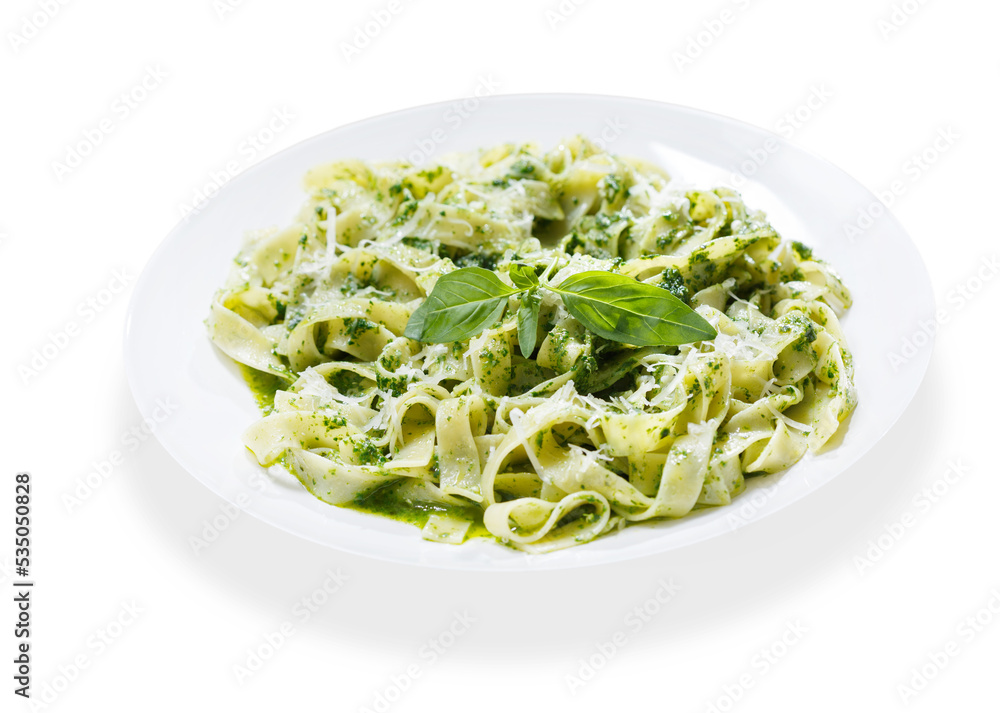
125,94,934,571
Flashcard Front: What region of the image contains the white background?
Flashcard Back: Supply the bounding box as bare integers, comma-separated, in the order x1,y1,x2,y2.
3,0,997,711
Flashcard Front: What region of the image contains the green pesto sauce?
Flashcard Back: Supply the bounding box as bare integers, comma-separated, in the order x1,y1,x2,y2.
240,365,282,414
241,366,490,541
351,481,491,540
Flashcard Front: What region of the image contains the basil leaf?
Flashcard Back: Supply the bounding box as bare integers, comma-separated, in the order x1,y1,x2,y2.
404,267,517,343
552,271,717,346
517,289,541,358
508,263,539,290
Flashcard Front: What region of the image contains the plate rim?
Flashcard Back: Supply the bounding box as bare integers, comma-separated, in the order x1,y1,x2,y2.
124,92,936,571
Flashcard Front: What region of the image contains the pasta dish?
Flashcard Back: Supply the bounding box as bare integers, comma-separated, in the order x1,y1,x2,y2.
207,136,857,553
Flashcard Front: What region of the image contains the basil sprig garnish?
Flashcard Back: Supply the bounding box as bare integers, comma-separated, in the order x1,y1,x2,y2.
403,263,716,349
402,267,517,343
552,271,716,346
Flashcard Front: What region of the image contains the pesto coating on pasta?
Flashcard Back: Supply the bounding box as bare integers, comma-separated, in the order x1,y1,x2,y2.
207,136,858,553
